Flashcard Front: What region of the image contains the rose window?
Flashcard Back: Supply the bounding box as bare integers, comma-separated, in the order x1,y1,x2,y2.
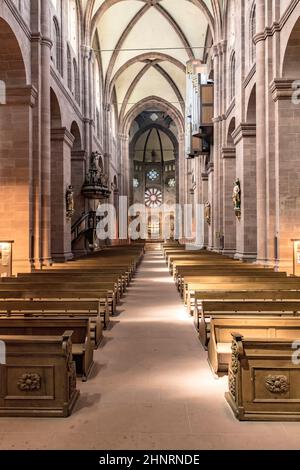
145,188,163,208
147,169,160,182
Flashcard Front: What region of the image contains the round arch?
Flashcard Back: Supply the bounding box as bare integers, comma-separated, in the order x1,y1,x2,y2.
121,96,184,137
282,16,300,78
50,88,62,129
70,121,82,151
226,117,236,146
130,123,179,155
0,18,27,87
246,84,256,124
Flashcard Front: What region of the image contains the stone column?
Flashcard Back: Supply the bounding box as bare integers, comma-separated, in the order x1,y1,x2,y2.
50,128,75,262
207,162,214,250
222,147,236,256
0,85,37,274
40,0,52,266
232,124,257,260
82,46,93,154
71,149,87,257
212,42,221,252
255,0,267,263
271,79,300,273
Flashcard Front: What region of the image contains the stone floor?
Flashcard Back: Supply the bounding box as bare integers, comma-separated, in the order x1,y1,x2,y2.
0,250,300,450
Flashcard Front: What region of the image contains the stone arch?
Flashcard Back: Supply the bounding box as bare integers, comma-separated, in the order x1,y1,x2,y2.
50,88,74,262
246,84,256,124
131,123,178,155
226,117,236,146
50,88,62,128
282,16,300,78
0,18,33,272
0,18,27,87
70,121,82,151
122,96,184,138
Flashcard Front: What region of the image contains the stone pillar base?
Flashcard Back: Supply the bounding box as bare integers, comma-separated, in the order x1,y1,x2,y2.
51,252,74,263
222,249,236,258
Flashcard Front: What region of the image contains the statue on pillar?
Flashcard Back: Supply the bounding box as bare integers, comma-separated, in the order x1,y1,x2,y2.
90,151,100,171
66,185,75,219
232,178,241,219
205,201,211,225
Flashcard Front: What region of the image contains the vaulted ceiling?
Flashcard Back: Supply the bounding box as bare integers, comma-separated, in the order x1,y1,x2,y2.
88,0,218,124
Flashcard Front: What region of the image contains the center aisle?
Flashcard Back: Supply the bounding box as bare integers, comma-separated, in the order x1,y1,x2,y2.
75,249,292,450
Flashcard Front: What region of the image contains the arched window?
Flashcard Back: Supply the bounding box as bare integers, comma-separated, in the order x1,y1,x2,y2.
250,3,256,64
67,45,72,90
230,52,236,101
68,0,78,55
52,17,62,75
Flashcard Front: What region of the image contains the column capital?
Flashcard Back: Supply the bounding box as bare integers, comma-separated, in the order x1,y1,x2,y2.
270,79,295,102
41,37,53,49
232,123,256,145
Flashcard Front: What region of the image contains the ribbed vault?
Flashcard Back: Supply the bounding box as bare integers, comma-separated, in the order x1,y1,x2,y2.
85,0,220,125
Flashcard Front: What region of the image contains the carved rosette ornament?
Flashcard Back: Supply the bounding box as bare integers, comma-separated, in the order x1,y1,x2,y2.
18,373,41,392
265,375,290,394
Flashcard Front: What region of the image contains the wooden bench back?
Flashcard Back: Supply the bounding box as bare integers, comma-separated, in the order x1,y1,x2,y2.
211,317,300,343
0,299,100,313
0,291,107,302
201,300,300,313
194,290,300,301
0,317,91,343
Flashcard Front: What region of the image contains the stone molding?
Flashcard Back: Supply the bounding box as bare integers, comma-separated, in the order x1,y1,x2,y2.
51,127,75,148
71,150,87,162
222,147,236,159
254,0,300,44
6,85,38,107
270,79,295,101
232,124,256,145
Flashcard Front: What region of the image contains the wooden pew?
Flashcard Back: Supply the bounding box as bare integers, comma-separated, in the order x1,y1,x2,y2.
0,281,118,307
0,299,104,347
0,286,112,325
179,271,287,296
225,333,300,421
0,317,94,382
184,280,300,309
0,331,80,417
193,290,300,330
208,316,300,375
198,300,300,348
16,271,127,293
